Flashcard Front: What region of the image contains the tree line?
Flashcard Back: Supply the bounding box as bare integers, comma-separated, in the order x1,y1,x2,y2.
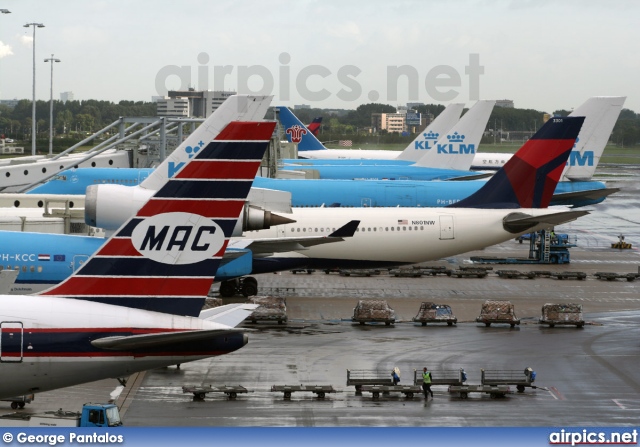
288,103,640,147
1,98,638,150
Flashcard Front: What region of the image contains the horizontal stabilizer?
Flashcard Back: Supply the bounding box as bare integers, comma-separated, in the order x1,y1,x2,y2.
552,187,620,202
444,172,493,181
91,328,246,351
503,210,590,234
199,303,259,325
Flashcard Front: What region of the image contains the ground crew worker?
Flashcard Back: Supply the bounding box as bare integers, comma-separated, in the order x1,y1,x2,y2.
422,367,433,399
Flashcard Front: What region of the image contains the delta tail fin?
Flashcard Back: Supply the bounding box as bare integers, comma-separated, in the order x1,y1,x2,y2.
278,106,327,151
449,116,585,209
39,119,276,317
396,103,464,162
412,100,495,170
307,117,323,136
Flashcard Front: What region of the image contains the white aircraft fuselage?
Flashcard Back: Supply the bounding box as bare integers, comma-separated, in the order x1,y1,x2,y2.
243,207,580,267
0,295,246,397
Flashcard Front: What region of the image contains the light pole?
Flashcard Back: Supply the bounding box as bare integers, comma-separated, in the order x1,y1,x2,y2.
44,54,60,156
24,22,45,156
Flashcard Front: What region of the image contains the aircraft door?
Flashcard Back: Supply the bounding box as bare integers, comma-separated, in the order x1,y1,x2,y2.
138,171,150,183
72,255,89,272
439,215,454,240
0,321,24,363
361,198,372,207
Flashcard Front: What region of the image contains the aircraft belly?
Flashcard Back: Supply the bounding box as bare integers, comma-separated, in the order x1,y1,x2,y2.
0,356,213,398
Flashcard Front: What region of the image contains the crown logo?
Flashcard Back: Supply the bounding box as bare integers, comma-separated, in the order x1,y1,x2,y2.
423,131,439,140
447,132,465,143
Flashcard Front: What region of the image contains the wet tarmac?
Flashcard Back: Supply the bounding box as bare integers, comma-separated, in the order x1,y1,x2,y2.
3,163,639,427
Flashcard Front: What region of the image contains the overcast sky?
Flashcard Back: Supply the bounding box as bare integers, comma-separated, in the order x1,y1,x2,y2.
0,0,638,113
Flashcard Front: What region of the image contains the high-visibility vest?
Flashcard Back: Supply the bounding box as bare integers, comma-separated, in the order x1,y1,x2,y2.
422,371,431,384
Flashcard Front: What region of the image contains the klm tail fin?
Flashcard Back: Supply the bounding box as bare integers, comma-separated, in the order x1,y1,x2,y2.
449,116,585,209
39,120,276,317
307,117,323,136
396,103,464,162
412,100,495,170
278,106,327,151
562,96,625,181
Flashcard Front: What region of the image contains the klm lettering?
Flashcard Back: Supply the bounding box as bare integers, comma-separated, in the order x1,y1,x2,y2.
437,143,475,154
568,150,594,167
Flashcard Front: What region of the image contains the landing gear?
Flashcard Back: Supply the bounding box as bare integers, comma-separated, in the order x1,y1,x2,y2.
218,277,259,298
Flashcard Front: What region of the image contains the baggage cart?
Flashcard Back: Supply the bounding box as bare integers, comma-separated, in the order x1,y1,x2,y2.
270,384,336,399
1,394,34,409
346,369,394,393
182,385,248,400
448,384,510,399
481,367,536,393
360,384,422,399
352,299,395,325
413,368,466,386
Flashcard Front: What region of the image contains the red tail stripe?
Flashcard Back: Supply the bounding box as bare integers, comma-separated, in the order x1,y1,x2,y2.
175,160,261,180
44,277,214,296
137,199,245,218
513,139,574,169
215,121,274,141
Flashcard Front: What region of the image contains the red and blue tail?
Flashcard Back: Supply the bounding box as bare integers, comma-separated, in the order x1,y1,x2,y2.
39,121,275,317
449,116,585,209
307,117,323,136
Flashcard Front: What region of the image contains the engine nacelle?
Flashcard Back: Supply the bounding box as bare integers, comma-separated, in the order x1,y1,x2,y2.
85,184,294,235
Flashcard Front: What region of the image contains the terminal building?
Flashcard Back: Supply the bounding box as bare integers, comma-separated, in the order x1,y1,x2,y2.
156,89,236,118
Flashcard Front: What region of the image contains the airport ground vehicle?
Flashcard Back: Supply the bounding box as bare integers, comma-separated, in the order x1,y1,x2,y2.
472,230,575,264
0,403,121,427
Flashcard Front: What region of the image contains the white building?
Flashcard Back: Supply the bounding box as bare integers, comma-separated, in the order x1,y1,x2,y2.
164,89,236,118
60,92,74,103
156,97,190,117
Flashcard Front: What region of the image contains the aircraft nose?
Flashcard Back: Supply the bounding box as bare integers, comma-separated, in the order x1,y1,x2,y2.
243,334,249,345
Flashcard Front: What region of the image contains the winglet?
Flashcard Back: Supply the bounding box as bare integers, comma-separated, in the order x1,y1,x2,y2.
449,116,585,209
328,220,360,238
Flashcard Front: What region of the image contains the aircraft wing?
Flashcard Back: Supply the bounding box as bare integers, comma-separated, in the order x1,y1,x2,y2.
230,220,360,254
503,210,590,233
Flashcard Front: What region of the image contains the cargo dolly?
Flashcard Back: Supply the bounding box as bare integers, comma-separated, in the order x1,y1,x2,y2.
361,384,422,399
448,384,510,399
551,271,586,280
270,384,336,399
339,269,381,277
495,269,536,279
481,367,536,393
182,385,248,400
346,369,394,394
412,302,457,326
594,272,639,282
413,368,467,387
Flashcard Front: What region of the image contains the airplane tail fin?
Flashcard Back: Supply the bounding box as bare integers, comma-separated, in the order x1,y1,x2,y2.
396,103,464,162
141,95,272,191
562,96,625,181
449,116,585,209
39,120,276,317
307,117,323,136
412,100,495,170
277,106,327,151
